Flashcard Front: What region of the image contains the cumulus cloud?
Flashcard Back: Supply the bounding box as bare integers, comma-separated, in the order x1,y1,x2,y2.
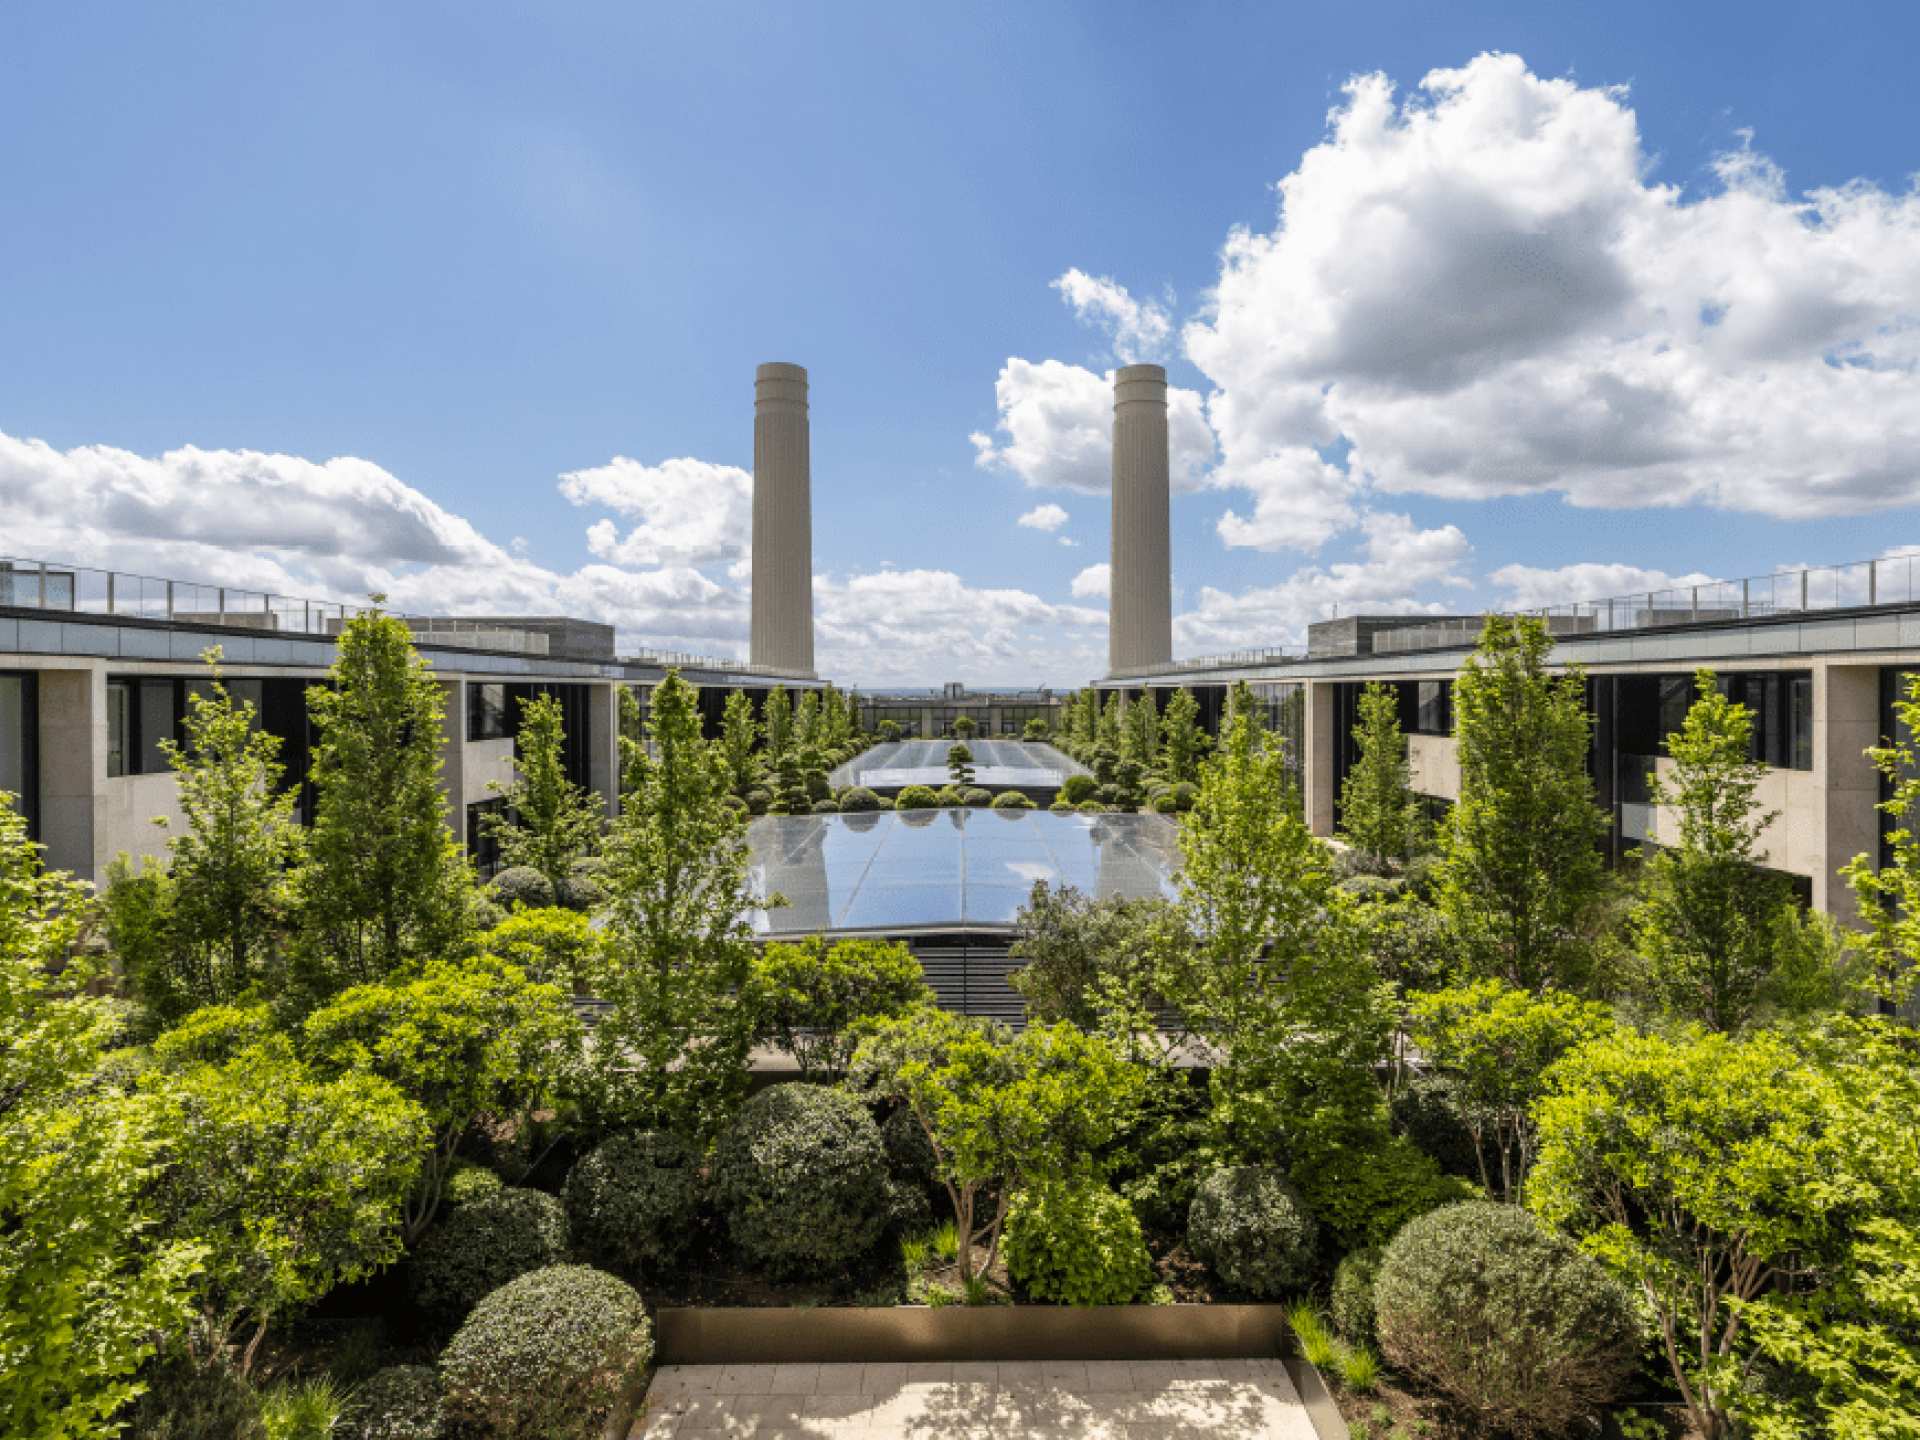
560,455,752,566
970,358,1215,493
1489,561,1719,610
1070,563,1111,600
1016,502,1070,533
1175,513,1472,652
1050,268,1173,363
1182,52,1920,521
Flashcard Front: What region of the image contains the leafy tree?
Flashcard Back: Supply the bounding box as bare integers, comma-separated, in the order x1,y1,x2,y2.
1530,1020,1920,1440
877,718,901,743
293,603,475,1003
1022,716,1049,742
0,793,203,1440
1339,681,1423,872
303,954,580,1241
481,692,603,906
1630,671,1840,1030
144,1037,426,1373
767,746,810,816
947,743,975,789
843,688,863,744
953,714,978,740
761,686,793,759
751,937,931,1080
1120,690,1158,769
794,690,822,754
479,905,598,992
1163,702,1394,1154
1436,614,1608,993
1844,668,1920,1009
1407,980,1612,1201
1097,692,1123,751
850,1009,1144,1286
1158,687,1206,784
587,672,763,1144
1008,881,1180,1050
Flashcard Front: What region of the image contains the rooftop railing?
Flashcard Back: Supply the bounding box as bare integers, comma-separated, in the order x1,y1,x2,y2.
1109,646,1302,679
621,646,813,679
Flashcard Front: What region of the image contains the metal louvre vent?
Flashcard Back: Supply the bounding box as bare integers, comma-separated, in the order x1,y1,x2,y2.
907,934,1027,1027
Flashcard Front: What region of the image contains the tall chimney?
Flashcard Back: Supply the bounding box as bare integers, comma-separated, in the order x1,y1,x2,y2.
751,362,815,676
1109,363,1172,674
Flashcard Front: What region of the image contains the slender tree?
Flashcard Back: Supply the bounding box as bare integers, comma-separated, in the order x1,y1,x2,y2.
794,689,823,753
762,686,793,759
587,671,763,1143
292,602,475,1002
1098,692,1123,751
1158,687,1206,784
1339,681,1423,871
482,691,603,904
718,688,760,797
1436,615,1608,993
1121,689,1159,769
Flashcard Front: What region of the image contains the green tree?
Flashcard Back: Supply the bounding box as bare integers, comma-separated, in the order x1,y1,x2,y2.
0,793,203,1440
1630,671,1840,1031
1530,1020,1920,1439
587,672,763,1144
794,690,822,753
1022,715,1049,742
1120,690,1158,769
767,747,810,816
953,713,978,741
1007,881,1176,1041
1158,687,1206,784
1097,692,1123,751
850,1009,1144,1286
482,692,603,905
1437,614,1608,993
303,954,580,1241
1844,668,1920,1009
1407,980,1613,1201
1164,702,1394,1154
947,742,975,789
145,1036,426,1373
293,603,475,1002
761,686,793,759
751,937,931,1080
1339,681,1423,872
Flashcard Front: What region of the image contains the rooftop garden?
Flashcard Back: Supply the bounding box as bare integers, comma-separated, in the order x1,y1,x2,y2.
4,610,1917,1439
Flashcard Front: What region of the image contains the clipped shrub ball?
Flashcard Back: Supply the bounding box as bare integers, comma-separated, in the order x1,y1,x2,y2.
489,866,555,910
1048,800,1075,814
711,1083,891,1276
1374,1201,1639,1438
1390,1071,1479,1179
560,856,608,910
839,786,884,813
1330,1247,1383,1348
742,788,771,816
1187,1166,1317,1298
895,784,941,811
804,769,832,802
341,1365,443,1440
990,791,1035,810
935,785,965,807
563,1130,701,1279
1060,773,1098,804
1076,800,1107,814
412,1186,569,1326
961,787,993,808
1149,790,1181,814
1169,781,1198,811
810,797,839,814
444,1161,504,1208
440,1265,652,1440
1005,1178,1153,1307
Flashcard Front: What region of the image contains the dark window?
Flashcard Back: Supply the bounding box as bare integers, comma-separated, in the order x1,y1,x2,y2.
1614,670,1812,772
467,798,506,876
468,682,510,741
0,672,36,834
107,678,184,777
1414,680,1451,736
1790,675,1813,771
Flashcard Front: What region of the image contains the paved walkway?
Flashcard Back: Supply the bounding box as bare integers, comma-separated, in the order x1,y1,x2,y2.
632,1359,1320,1438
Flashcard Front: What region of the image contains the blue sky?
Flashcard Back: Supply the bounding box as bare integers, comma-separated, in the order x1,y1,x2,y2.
4,3,1920,684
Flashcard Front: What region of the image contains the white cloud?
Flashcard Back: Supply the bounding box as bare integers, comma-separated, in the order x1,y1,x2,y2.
971,357,1215,494
1051,268,1173,363
1181,52,1920,521
1016,502,1070,533
1175,513,1472,652
1070,563,1112,600
559,455,752,565
1489,561,1718,611
1058,536,1078,548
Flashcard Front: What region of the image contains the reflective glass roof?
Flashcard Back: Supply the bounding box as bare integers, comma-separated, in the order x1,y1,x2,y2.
829,739,1089,793
747,808,1180,936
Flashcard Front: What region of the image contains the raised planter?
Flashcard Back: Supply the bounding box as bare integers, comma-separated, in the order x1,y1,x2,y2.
655,1303,1290,1365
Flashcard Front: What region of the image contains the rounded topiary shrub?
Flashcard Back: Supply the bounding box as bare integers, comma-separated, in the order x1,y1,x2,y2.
1048,800,1075,814
1060,773,1098,805
489,866,555,910
743,788,771,816
935,785,965,807
341,1365,443,1440
1170,781,1198,811
1374,1201,1639,1437
560,856,608,910
839,786,884,813
711,1083,891,1276
563,1130,701,1279
1004,1178,1153,1307
1330,1247,1383,1348
1149,789,1181,814
439,1265,652,1440
412,1186,569,1326
895,784,941,811
1076,800,1107,814
961,787,993,808
990,791,1035,810
444,1161,504,1208
1187,1166,1317,1298
810,797,839,814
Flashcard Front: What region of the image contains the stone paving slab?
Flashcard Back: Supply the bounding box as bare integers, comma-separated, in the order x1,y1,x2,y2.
632,1360,1320,1438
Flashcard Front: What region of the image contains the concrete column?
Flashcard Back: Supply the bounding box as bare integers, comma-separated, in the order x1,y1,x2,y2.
1815,663,1882,923
588,682,621,821
37,666,103,880
751,362,816,676
1303,680,1337,837
1109,364,1173,674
